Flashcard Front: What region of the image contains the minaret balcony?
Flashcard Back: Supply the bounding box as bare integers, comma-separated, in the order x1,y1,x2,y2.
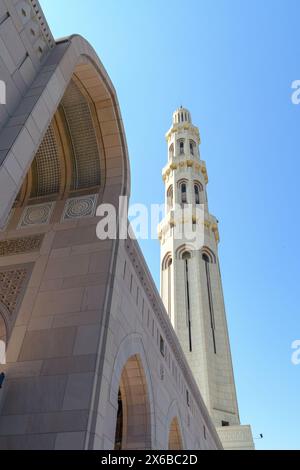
162,157,208,184
165,122,201,144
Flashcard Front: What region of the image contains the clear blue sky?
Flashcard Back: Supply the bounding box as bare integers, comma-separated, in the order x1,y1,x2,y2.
41,0,300,450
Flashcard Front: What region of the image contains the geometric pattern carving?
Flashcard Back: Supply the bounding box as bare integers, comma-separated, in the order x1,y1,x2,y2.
61,80,101,191
62,194,97,221
19,203,54,228
0,268,28,315
30,125,61,198
0,235,44,257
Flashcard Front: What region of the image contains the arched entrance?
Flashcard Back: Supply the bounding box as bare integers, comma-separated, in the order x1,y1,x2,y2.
168,417,183,450
114,354,152,450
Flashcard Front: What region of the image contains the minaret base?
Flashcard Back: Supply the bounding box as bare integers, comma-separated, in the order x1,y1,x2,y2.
216,424,255,450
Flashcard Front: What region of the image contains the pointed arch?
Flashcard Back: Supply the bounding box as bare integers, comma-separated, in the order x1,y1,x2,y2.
201,246,216,264
176,244,195,260
162,252,172,270
169,143,174,160
193,180,203,205
166,185,173,212
166,401,185,450
178,138,185,155
161,252,173,317
15,76,104,208
201,247,217,353
189,139,196,156
110,335,155,450
169,417,184,450
114,354,152,450
0,34,130,228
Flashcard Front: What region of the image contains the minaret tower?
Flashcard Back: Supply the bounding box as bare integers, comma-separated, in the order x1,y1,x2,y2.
158,107,254,449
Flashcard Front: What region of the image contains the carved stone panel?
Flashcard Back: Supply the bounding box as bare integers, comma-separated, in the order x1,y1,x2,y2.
62,194,97,221
0,263,34,337
19,203,55,228
0,235,44,257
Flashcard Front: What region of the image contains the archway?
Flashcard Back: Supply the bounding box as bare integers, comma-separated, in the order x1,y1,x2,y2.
168,417,183,450
114,354,152,450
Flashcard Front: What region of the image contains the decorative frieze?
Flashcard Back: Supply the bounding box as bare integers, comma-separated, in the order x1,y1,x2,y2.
0,235,44,257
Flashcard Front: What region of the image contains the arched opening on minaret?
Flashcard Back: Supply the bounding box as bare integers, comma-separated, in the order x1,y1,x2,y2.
162,253,173,317
167,185,173,212
189,140,196,156
201,247,216,264
179,181,187,205
194,183,200,205
202,249,217,353
168,417,183,450
114,354,152,450
179,139,185,155
182,251,192,352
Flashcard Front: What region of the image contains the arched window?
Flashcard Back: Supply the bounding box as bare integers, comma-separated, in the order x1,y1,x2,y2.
189,140,196,156
194,181,203,205
194,184,200,204
179,140,184,155
167,185,173,211
182,251,191,260
182,251,192,351
202,253,210,263
169,143,174,160
180,183,187,204
202,251,216,353
162,254,172,317
201,247,216,264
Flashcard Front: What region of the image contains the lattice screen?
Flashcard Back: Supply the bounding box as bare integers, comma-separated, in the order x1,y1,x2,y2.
0,268,28,316
61,80,101,190
31,125,61,197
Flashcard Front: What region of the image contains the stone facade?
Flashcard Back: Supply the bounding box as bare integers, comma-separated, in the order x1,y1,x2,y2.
0,0,223,450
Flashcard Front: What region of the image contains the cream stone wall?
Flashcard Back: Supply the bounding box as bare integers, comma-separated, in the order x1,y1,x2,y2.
93,237,222,449
0,0,222,450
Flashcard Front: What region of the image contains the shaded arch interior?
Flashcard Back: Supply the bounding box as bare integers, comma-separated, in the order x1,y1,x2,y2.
15,77,105,208
114,354,152,450
201,247,216,264
168,417,183,450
